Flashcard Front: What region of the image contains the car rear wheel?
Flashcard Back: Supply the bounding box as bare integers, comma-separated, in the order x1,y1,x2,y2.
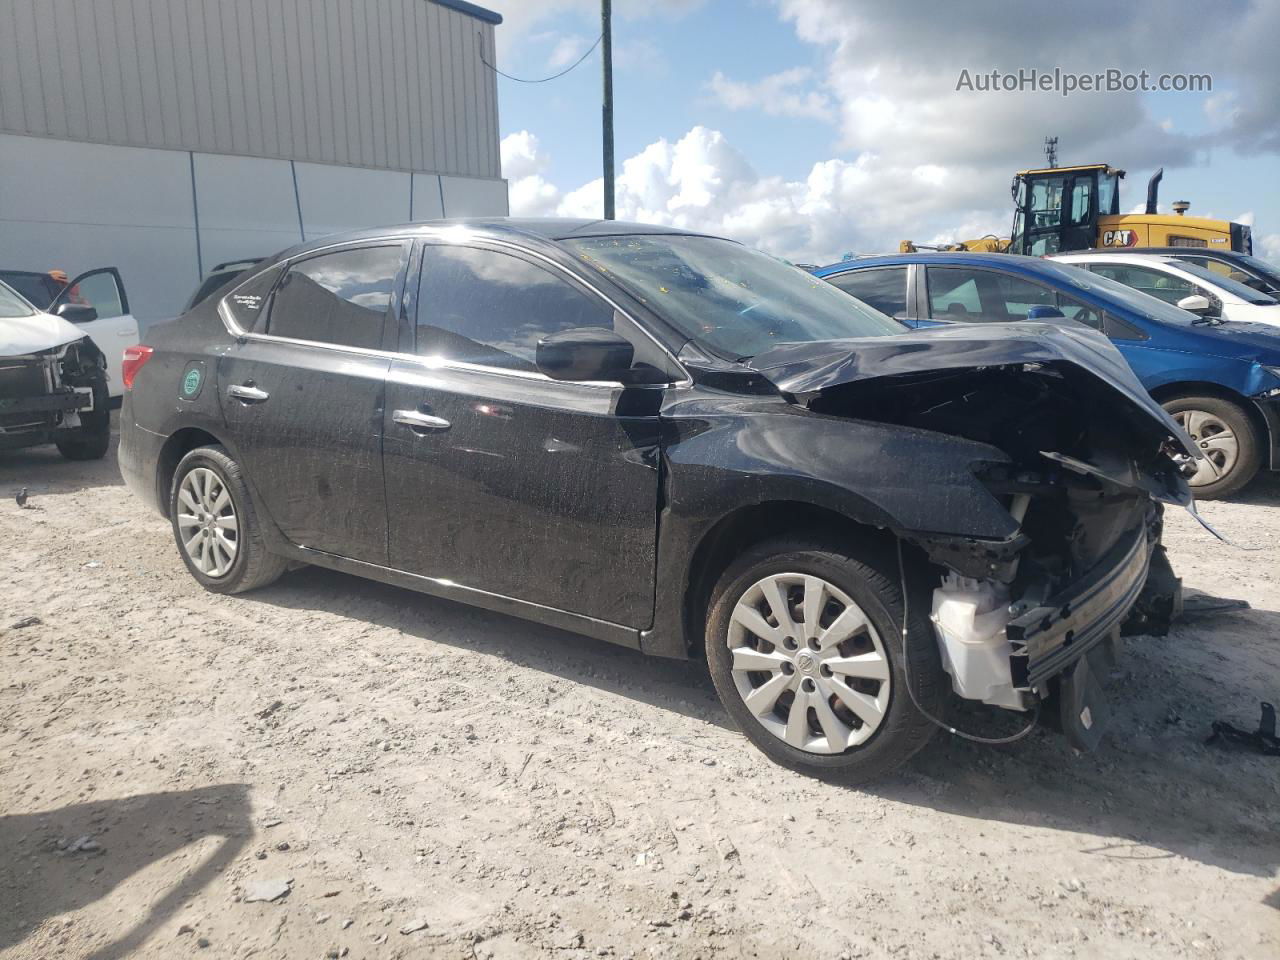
1164,395,1261,500
705,536,945,782
170,445,287,594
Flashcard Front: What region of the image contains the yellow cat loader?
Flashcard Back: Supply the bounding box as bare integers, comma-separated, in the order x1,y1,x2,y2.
901,165,1253,256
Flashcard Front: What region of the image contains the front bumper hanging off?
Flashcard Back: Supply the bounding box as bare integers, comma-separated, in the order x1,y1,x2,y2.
1007,521,1164,691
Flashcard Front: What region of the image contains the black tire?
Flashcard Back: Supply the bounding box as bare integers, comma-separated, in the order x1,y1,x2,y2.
55,381,110,461
1163,395,1262,500
705,536,946,782
169,444,287,594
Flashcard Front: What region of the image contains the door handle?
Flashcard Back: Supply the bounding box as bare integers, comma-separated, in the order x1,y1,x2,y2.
393,409,451,432
227,383,270,403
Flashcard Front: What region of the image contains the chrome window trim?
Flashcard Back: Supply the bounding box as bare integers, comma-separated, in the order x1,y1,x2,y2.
217,231,692,391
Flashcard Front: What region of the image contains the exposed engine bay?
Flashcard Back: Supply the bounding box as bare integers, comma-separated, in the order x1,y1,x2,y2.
752,328,1199,748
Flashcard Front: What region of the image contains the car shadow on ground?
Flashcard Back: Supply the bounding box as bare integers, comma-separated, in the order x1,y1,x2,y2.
245,565,1280,889
1230,470,1280,506
0,421,125,500
0,784,251,959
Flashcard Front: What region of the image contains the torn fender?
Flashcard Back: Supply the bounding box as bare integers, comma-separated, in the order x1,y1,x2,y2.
748,322,1199,462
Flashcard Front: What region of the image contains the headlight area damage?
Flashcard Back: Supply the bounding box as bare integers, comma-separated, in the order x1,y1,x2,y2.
751,323,1198,749
1,320,109,455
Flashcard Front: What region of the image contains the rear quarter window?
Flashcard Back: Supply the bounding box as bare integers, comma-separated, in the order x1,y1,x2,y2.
222,265,285,332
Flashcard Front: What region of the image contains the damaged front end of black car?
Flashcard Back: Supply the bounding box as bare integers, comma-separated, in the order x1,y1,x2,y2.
650,316,1198,768
742,322,1196,750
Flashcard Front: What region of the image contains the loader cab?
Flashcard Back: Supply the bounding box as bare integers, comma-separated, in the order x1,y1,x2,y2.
1009,164,1122,256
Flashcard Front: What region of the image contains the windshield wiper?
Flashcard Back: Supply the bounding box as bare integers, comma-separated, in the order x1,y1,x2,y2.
1191,316,1226,326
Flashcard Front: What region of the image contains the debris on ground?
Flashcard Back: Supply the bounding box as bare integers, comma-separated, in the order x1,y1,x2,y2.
1206,702,1280,757
242,878,293,903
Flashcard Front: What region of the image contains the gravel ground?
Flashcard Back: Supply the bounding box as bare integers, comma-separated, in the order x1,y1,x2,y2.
2,418,1278,960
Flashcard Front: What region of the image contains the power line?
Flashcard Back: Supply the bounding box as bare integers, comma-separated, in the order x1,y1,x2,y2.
476,32,603,84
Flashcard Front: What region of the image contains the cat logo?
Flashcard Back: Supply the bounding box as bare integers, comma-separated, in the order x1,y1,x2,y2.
1103,229,1138,247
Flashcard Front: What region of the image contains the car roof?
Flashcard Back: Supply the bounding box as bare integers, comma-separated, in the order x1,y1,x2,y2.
1117,247,1245,259
814,251,1070,278
275,218,710,262
1051,252,1195,270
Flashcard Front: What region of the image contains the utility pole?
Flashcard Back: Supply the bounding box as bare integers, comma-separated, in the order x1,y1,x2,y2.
1044,136,1058,168
601,0,615,219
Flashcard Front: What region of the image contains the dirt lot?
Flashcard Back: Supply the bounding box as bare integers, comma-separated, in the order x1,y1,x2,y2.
2,419,1278,960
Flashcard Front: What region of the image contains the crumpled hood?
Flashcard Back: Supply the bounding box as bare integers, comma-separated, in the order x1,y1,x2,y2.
0,312,86,357
748,321,1199,460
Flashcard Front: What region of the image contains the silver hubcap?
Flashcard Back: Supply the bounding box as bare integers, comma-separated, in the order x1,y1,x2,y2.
176,467,239,577
727,573,891,755
1174,409,1239,486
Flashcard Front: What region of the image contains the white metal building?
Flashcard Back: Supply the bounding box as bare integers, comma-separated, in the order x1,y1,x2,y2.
0,0,508,327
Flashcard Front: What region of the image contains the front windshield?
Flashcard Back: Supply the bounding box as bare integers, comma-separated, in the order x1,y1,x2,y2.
1173,260,1278,304
1049,262,1217,325
562,235,904,360
0,280,36,318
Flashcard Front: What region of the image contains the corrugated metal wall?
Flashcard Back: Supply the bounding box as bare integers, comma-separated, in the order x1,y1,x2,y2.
0,0,501,178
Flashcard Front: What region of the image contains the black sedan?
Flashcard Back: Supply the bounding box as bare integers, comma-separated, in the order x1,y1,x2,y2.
119,219,1196,780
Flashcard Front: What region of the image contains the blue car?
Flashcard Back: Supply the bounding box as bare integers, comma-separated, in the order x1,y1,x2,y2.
813,253,1280,498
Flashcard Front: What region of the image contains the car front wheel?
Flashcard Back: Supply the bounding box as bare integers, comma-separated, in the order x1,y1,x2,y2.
1164,395,1261,500
170,445,287,594
705,537,945,782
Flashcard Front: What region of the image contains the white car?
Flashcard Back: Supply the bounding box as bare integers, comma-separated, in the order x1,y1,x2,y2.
1,279,112,460
1050,252,1280,327
0,268,139,398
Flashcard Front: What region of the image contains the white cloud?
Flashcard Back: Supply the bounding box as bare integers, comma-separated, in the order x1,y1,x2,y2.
500,131,562,217
1259,234,1280,264
547,34,590,69
498,1,1279,263
707,67,833,120
504,125,1010,264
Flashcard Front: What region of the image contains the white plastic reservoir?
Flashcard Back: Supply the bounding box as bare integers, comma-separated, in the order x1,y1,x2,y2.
930,573,1026,711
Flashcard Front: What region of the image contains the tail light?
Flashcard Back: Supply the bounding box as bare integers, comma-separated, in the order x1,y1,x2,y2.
121,345,154,390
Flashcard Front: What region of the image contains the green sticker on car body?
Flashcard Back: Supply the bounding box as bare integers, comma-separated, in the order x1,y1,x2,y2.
180,362,205,401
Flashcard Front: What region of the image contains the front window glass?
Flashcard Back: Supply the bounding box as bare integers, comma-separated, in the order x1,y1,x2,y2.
0,280,35,318
0,271,59,308
1053,264,1217,325
1028,175,1065,229
1087,263,1197,306
53,270,125,319
1097,173,1119,216
268,246,403,348
562,236,902,360
1069,179,1092,226
415,246,617,371
1172,259,1277,304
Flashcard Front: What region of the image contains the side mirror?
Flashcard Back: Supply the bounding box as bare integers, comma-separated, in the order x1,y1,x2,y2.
55,303,98,324
1176,294,1212,314
1025,305,1066,320
536,327,634,382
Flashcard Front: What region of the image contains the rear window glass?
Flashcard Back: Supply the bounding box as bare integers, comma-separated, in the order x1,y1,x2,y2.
267,245,403,349
222,265,284,331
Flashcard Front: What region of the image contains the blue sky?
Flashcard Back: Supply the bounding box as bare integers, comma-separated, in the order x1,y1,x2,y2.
480,0,1280,264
